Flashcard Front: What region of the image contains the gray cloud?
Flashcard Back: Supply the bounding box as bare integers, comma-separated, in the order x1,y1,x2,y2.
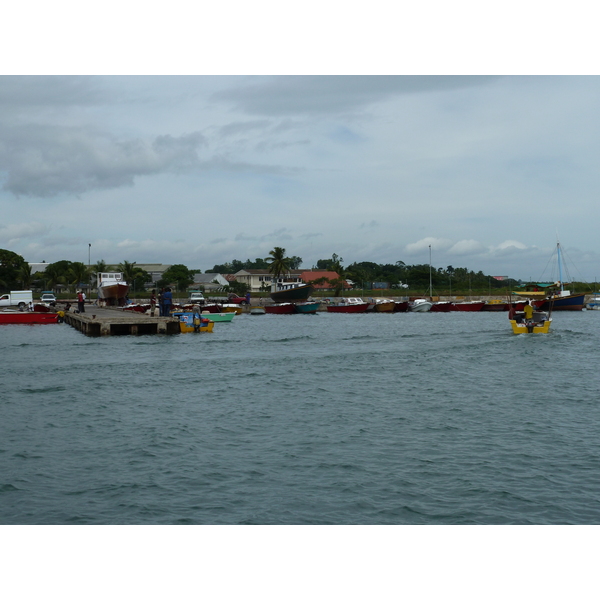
212,76,499,116
0,124,208,197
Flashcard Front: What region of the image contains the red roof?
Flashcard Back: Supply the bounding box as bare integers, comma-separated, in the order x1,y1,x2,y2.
300,270,350,289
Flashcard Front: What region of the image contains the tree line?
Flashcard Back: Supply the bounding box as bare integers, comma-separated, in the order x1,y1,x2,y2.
0,249,199,294
1,246,522,296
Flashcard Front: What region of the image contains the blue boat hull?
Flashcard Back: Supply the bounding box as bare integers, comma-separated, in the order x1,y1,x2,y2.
538,293,586,311
295,302,320,314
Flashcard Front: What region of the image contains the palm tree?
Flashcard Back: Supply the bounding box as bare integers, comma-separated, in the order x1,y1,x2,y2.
266,247,292,291
118,261,138,286
17,263,32,289
69,262,91,293
43,263,67,293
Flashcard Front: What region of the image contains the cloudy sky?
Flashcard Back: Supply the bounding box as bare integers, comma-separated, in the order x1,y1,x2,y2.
2,10,599,283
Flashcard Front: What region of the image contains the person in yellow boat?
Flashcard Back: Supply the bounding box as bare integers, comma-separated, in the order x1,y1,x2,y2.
523,300,534,322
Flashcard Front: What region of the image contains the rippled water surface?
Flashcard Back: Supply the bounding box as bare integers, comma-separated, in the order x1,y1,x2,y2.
1,310,599,524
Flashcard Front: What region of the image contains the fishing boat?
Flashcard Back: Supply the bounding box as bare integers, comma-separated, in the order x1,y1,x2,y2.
97,272,129,305
265,303,296,314
451,300,485,312
393,301,409,312
409,299,432,312
0,310,59,325
270,283,314,303
373,298,396,312
294,301,321,314
482,300,508,311
174,312,214,333
221,304,243,315
201,311,235,322
508,301,552,334
513,242,586,311
430,301,453,312
326,297,369,313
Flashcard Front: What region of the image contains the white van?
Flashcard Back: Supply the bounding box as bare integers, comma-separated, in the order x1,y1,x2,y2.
0,290,34,310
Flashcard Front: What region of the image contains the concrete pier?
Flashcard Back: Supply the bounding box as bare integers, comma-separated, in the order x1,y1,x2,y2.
63,307,181,336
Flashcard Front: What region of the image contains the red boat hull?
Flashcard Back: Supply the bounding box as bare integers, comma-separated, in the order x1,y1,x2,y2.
430,302,453,312
0,311,59,324
393,301,409,312
451,302,485,312
327,303,369,313
265,304,296,314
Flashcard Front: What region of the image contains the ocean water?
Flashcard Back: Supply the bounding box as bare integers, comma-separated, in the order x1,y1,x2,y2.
1,310,600,525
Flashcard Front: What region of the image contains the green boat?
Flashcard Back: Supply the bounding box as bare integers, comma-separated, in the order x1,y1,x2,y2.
201,311,235,322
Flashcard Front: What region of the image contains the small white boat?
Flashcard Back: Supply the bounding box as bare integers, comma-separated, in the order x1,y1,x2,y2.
586,293,600,310
250,307,266,315
409,299,433,312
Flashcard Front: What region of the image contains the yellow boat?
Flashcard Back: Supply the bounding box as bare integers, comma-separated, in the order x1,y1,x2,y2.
175,312,215,333
221,304,243,315
509,309,552,334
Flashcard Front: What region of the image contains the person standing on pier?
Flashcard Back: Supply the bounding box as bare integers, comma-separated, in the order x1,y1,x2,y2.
150,290,157,316
158,288,164,316
163,287,173,316
77,290,85,313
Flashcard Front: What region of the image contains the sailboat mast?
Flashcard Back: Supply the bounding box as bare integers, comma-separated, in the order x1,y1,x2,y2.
557,241,564,292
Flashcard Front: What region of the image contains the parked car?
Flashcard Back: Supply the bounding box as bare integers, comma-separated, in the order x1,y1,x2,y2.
40,293,57,305
226,294,249,305
187,291,205,305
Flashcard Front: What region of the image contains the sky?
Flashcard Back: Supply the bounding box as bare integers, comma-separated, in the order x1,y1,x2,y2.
2,8,600,284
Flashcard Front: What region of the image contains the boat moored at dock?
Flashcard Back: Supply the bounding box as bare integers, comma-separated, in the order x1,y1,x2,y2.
0,310,59,325
174,312,214,333
326,297,369,313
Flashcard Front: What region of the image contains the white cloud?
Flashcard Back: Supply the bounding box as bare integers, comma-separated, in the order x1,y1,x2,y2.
405,237,453,255
0,222,50,245
494,240,528,251
447,239,487,255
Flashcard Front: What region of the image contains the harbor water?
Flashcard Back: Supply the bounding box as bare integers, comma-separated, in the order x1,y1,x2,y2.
1,310,600,525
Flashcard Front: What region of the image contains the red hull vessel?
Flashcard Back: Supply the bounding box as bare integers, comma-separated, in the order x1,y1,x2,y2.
0,311,59,324
265,303,296,314
393,301,409,312
327,303,368,313
430,302,453,312
451,301,485,312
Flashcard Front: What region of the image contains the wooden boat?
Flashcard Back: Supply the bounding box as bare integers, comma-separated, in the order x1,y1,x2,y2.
482,300,508,311
97,272,129,305
326,297,369,313
393,301,409,312
0,310,59,325
270,283,314,303
265,303,296,314
221,304,243,315
430,301,453,312
373,299,395,312
513,242,586,311
294,301,321,314
174,312,214,333
537,292,586,311
451,301,485,312
201,311,235,322
509,303,552,334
